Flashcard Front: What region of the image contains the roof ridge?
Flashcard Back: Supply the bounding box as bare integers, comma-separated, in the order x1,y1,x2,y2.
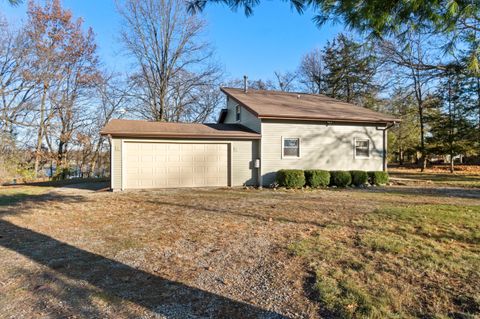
221,86,324,97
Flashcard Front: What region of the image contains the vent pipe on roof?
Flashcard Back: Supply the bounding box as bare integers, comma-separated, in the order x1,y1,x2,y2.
243,75,248,93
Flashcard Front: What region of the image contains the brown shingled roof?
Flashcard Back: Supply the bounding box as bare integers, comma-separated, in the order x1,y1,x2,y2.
100,119,261,139
221,87,399,124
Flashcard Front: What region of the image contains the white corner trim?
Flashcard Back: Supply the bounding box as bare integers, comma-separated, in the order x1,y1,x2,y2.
281,136,301,159
109,137,114,190
121,139,125,191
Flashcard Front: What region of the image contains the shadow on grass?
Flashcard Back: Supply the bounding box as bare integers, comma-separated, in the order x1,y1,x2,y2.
0,219,287,318
2,178,110,189
0,192,86,210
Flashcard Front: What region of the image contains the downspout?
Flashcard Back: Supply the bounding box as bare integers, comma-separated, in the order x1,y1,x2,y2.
376,122,396,172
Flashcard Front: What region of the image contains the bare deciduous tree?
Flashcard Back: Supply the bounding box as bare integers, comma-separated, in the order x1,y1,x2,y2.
379,31,443,171
87,72,129,175
298,48,325,94
118,0,222,122
0,19,36,134
26,0,99,177
273,71,297,92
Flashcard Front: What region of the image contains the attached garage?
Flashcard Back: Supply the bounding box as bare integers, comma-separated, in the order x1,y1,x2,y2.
101,120,260,190
123,142,228,189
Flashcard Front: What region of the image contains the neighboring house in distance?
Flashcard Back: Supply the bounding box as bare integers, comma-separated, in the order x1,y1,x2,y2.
101,86,398,190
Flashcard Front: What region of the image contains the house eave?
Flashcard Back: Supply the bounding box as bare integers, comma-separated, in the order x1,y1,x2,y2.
100,132,261,140
258,115,400,125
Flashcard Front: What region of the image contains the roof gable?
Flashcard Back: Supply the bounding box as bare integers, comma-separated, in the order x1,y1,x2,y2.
221,87,398,124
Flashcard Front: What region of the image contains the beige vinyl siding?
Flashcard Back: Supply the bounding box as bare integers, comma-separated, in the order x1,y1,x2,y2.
224,97,261,133
111,138,257,189
111,138,122,190
261,120,384,185
231,139,258,186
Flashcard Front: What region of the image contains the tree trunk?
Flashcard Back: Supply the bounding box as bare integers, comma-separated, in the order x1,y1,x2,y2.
89,137,104,177
420,115,427,172
34,84,48,179
477,77,480,159
419,105,427,172
450,152,454,173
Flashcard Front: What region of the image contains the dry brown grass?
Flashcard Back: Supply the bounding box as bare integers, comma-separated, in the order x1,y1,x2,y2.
389,168,480,188
0,184,479,318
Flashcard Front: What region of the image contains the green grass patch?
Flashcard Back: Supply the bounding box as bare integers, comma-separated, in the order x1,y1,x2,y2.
289,204,480,318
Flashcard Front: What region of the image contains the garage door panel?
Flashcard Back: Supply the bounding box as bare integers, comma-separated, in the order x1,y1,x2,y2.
141,155,154,162
124,142,228,189
168,155,181,162
126,155,139,163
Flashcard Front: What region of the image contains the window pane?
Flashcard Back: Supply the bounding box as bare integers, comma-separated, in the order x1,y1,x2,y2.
284,139,298,147
283,138,299,157
356,140,368,148
355,139,369,157
284,147,299,157
356,148,369,157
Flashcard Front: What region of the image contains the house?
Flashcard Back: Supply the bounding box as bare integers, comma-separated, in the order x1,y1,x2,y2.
101,86,398,190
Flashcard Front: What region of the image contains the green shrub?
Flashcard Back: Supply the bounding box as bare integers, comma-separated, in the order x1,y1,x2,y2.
330,171,352,187
305,170,330,188
276,169,305,188
368,171,389,185
350,170,368,186
15,166,35,183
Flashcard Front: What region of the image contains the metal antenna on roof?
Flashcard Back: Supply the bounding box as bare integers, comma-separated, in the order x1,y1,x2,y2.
243,75,248,93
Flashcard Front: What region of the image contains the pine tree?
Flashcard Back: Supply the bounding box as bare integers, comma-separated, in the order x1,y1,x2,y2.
322,34,379,108
427,73,476,172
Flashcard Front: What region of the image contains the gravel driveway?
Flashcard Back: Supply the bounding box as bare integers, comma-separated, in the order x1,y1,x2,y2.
0,186,319,318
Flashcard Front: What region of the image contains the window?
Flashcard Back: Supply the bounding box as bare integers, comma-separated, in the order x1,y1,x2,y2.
283,138,300,158
355,139,370,158
235,104,241,121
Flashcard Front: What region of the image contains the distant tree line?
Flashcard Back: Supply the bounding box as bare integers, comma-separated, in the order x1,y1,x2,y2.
1,0,479,183
0,0,223,182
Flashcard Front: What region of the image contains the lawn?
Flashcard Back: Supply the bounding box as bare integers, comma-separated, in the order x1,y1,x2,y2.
390,166,480,188
0,182,479,318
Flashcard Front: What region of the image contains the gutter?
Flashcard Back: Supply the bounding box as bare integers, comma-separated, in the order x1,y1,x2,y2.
259,115,398,125
99,133,261,140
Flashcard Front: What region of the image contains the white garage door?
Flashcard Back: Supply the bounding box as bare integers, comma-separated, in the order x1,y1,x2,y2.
124,142,228,189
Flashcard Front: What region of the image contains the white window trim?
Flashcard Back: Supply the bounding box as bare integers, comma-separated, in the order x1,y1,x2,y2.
235,104,241,122
354,138,370,159
281,136,301,159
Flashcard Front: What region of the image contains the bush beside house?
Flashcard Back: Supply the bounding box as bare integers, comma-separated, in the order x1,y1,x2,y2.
305,170,330,188
368,171,389,185
330,171,352,187
275,169,389,189
276,169,306,188
350,170,368,186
